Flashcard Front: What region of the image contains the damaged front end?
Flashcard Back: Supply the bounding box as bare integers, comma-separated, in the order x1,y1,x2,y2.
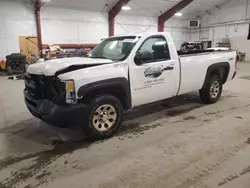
24,73,66,103
24,73,84,127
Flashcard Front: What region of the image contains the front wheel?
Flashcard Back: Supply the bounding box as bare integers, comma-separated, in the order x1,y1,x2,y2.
200,75,223,104
82,95,124,140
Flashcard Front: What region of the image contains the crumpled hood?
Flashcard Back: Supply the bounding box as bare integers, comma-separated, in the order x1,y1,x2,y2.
26,57,113,76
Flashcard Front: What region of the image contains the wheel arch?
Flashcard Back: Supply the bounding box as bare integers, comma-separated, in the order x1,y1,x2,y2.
202,62,230,88
77,77,131,110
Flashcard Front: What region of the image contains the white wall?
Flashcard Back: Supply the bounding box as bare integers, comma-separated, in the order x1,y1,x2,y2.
201,0,250,43
0,0,36,59
42,8,188,49
202,0,249,26
165,19,189,49
0,0,188,59
190,0,250,60
188,28,210,42
115,15,188,49
41,8,108,44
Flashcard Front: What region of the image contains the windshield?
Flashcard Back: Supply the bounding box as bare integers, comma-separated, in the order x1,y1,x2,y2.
88,36,138,61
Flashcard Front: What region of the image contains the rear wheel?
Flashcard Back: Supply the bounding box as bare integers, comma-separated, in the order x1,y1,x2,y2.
200,75,223,104
82,94,124,140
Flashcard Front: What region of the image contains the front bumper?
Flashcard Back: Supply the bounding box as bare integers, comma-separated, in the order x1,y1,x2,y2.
24,90,86,127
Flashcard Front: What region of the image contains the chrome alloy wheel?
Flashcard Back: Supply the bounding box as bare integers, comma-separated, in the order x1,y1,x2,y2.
92,104,117,132
210,80,220,99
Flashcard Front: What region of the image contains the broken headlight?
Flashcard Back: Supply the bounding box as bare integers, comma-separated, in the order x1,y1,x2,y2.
64,80,77,104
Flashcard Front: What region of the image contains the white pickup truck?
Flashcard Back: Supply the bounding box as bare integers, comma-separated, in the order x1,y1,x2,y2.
24,32,237,140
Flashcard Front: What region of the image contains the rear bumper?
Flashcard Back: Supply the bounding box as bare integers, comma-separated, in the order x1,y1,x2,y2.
24,90,86,127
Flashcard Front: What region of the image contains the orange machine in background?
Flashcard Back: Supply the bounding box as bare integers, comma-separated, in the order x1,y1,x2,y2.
19,36,39,64
0,59,6,70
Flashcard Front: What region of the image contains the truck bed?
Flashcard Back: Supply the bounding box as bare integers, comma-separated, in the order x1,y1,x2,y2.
178,49,224,56
177,50,236,95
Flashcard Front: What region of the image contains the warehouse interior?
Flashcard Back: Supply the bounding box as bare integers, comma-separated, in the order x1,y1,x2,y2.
1,0,250,61
1,0,250,187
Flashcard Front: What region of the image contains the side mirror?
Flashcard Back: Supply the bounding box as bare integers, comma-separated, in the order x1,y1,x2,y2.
134,51,153,65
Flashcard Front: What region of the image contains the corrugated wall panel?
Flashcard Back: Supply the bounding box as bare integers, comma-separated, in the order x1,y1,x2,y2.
0,1,36,59
0,1,188,59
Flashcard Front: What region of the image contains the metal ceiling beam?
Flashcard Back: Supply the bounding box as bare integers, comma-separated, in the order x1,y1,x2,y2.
35,0,43,57
158,0,193,32
108,0,131,36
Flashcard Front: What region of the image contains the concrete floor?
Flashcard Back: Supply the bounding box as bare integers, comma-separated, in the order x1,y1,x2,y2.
0,63,250,188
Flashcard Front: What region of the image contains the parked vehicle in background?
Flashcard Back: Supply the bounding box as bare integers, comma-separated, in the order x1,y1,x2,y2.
180,42,203,50
180,41,212,51
208,42,231,51
24,32,238,140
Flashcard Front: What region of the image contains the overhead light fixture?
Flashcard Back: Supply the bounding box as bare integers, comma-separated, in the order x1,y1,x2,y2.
122,6,131,10
175,12,183,17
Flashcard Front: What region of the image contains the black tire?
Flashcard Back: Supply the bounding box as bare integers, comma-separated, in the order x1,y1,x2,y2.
82,94,124,140
200,75,223,104
20,63,26,73
6,66,13,75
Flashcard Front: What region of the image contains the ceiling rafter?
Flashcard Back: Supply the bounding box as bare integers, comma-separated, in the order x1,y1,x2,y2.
158,0,193,32
108,0,131,36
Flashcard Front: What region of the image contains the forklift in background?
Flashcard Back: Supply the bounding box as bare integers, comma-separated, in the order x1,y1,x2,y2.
5,53,27,75
4,36,39,75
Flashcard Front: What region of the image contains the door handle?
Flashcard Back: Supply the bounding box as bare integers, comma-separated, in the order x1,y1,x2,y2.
163,66,174,71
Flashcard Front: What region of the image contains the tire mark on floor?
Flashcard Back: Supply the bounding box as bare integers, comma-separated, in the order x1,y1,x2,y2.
245,138,250,144
119,104,250,140
0,142,91,188
218,163,250,186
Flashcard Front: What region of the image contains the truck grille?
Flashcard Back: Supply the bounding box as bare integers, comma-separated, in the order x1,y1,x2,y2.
24,73,65,102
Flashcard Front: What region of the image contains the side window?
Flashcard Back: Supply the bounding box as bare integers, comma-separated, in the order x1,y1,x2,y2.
136,36,171,64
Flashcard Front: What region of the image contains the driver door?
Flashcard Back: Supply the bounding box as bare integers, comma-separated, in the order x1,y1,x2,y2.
129,35,177,107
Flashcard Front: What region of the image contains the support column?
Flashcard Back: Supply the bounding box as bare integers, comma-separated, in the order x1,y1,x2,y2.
108,0,131,36
158,0,193,32
158,18,165,32
35,0,43,57
109,17,115,37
